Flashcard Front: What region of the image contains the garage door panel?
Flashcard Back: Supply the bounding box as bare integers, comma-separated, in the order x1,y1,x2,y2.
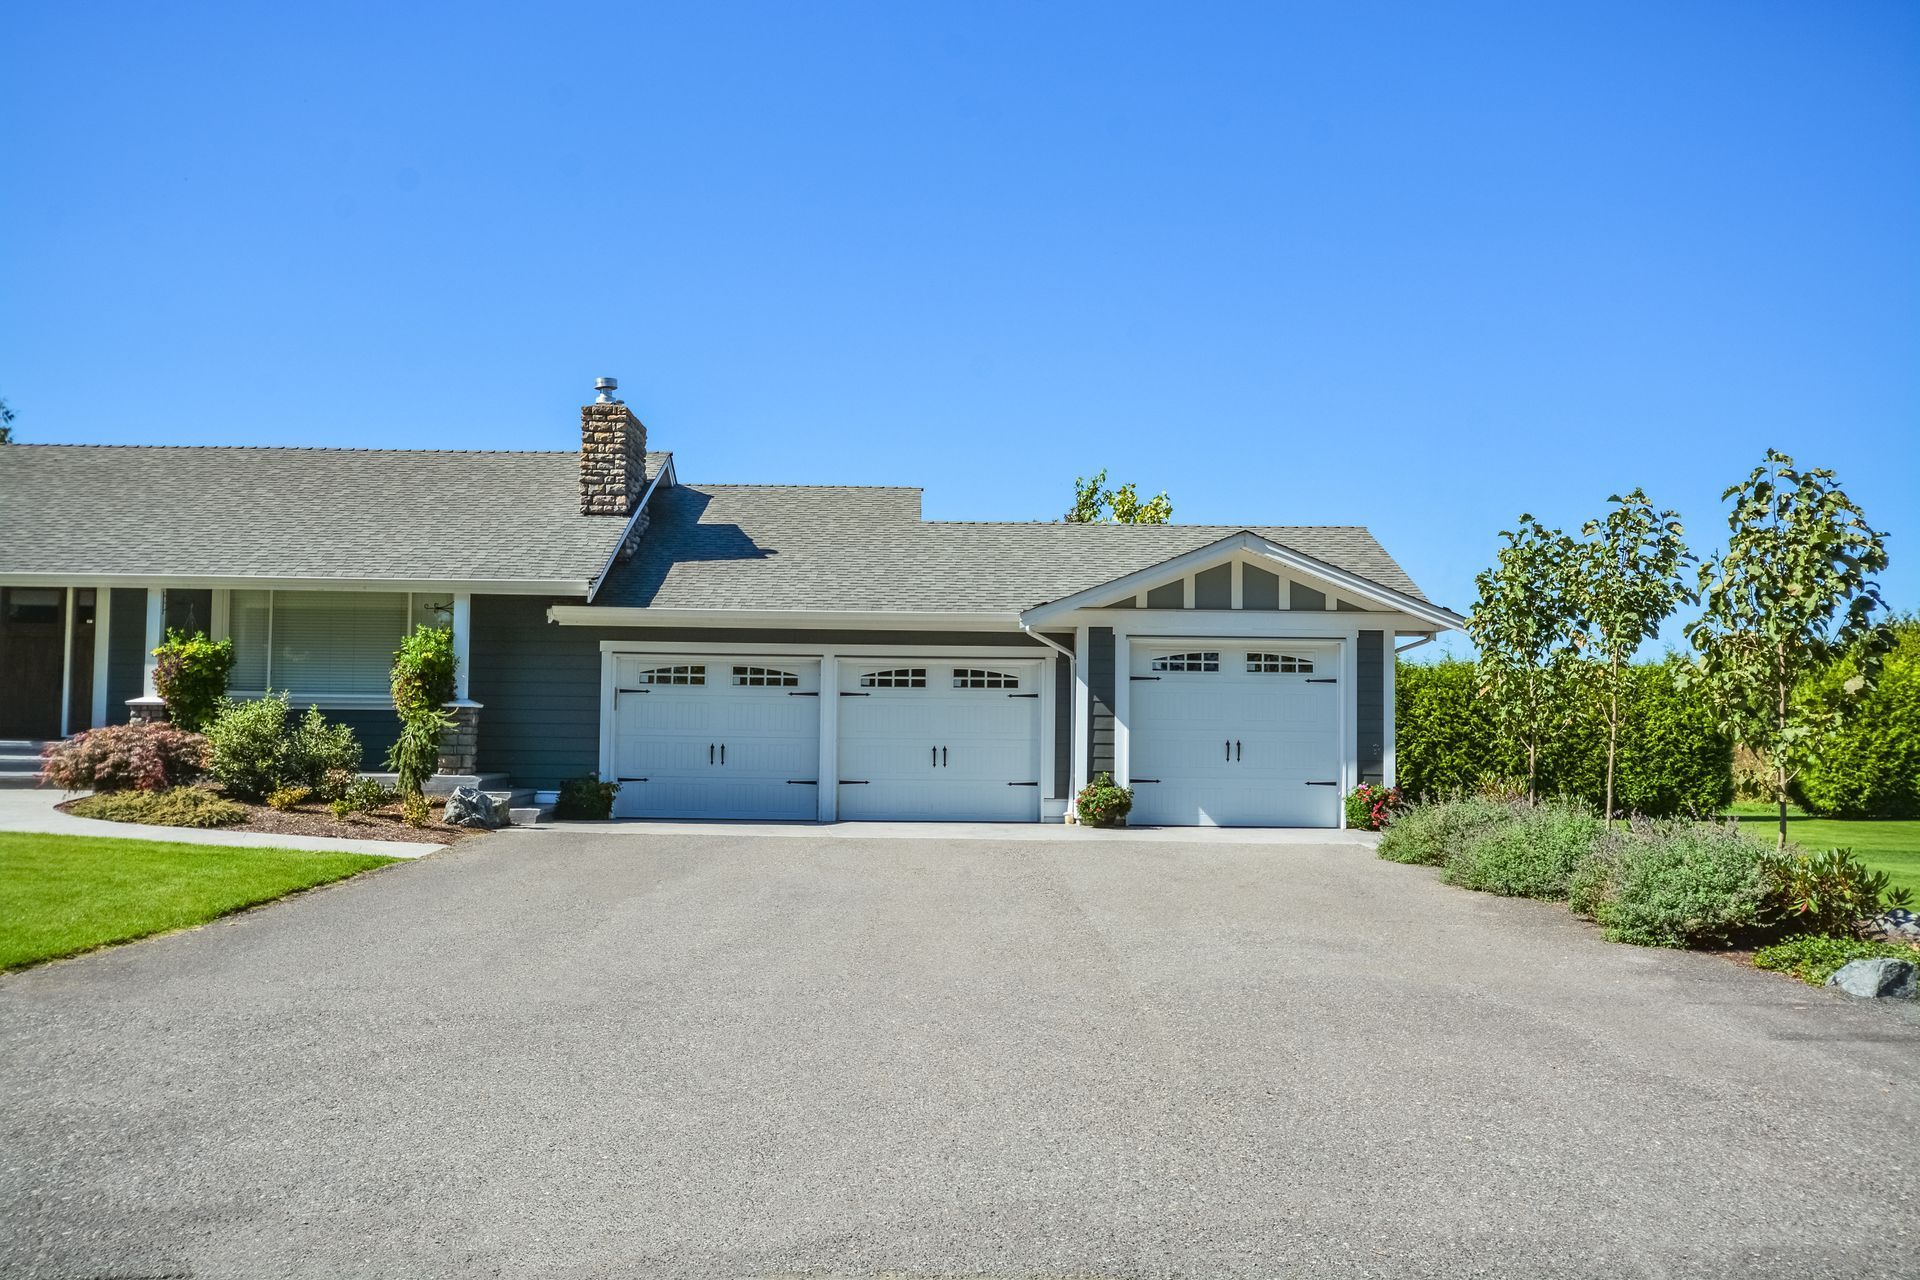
610,659,821,820
1129,643,1341,828
836,662,1041,822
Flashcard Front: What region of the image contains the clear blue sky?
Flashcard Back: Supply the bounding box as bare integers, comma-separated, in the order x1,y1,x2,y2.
4,3,1915,656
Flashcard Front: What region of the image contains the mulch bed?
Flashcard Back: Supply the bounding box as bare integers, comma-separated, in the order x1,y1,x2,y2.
56,797,492,846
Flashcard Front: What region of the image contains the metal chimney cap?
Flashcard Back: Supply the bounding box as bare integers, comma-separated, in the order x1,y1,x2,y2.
594,376,619,404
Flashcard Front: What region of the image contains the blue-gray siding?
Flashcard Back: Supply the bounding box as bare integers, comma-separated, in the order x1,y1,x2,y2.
1289,581,1327,611
1087,626,1116,776
471,596,1070,792
1357,629,1384,785
105,588,147,725
330,708,402,766
1193,563,1232,609
1243,565,1281,610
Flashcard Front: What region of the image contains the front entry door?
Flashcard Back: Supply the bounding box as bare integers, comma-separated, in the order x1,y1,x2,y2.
0,588,65,739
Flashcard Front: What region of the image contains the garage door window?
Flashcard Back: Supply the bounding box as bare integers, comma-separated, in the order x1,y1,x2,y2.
1247,652,1315,674
860,668,927,688
732,666,799,687
1151,651,1220,673
633,664,706,685
952,668,1019,689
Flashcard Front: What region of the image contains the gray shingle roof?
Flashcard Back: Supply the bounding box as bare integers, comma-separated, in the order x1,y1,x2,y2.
595,482,1432,613
0,446,670,586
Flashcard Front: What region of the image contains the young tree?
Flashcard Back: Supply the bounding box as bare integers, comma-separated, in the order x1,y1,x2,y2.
1066,469,1172,524
1466,516,1582,799
1682,450,1892,847
0,396,14,444
1574,489,1693,823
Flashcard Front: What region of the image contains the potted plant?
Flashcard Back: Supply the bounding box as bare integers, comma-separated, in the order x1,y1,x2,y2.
1076,772,1134,828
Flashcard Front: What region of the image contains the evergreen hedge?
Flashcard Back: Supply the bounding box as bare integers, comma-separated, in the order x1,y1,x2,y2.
1793,621,1920,819
1395,658,1732,817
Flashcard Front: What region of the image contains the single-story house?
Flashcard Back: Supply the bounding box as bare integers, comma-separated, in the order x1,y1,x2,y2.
0,383,1463,826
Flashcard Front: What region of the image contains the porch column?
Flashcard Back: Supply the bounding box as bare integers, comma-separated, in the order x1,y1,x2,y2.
128,587,168,723
59,588,74,738
91,589,111,728
450,592,472,700
436,591,481,775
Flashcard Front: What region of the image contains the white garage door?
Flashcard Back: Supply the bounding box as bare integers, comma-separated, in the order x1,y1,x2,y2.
610,657,821,820
1128,642,1342,827
837,661,1042,821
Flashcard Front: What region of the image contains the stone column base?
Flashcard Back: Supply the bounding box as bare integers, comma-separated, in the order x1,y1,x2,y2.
437,701,482,775
126,696,169,725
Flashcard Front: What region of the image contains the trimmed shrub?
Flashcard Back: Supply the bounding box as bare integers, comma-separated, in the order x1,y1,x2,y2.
1587,822,1775,948
400,791,432,828
1763,846,1911,937
283,706,362,789
1755,933,1920,986
1442,798,1602,899
204,695,364,802
1076,772,1133,827
555,774,619,821
1394,661,1509,799
1377,794,1516,866
149,629,234,733
204,693,292,801
1793,620,1920,819
40,723,208,793
266,784,312,812
69,786,247,828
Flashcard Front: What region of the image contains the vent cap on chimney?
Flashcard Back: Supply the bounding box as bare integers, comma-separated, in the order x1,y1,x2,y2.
594,376,619,404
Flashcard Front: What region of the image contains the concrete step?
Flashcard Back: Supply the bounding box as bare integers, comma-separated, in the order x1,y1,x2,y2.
0,772,45,790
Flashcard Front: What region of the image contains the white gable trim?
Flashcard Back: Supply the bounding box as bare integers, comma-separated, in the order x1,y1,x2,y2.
1018,531,1465,631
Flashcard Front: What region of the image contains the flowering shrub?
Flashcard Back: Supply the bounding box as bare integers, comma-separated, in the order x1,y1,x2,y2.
40,723,209,793
1075,772,1133,827
1763,846,1911,936
1344,783,1404,831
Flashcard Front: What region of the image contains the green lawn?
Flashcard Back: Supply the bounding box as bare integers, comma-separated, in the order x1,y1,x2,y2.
0,832,398,971
1723,803,1920,899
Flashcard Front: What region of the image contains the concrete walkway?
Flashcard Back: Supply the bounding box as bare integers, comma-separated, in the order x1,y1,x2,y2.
538,815,1382,845
0,787,442,858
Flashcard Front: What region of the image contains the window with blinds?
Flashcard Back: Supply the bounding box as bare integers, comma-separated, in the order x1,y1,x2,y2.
228,590,410,697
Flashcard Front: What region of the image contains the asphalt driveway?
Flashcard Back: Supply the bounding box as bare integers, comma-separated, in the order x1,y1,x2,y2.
3,829,1916,1280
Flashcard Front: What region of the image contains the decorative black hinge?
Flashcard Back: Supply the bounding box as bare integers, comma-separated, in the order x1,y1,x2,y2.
1130,675,1161,681
1306,678,1337,684
1131,777,1161,783
839,691,870,697
840,779,870,785
617,776,649,783
1007,781,1039,786
1008,692,1040,698
1306,780,1338,787
788,690,819,697
786,779,818,785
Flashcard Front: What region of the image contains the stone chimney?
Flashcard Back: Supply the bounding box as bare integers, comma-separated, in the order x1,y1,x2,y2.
580,376,647,516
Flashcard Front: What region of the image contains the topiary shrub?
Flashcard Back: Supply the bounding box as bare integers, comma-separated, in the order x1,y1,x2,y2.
1792,620,1920,819
1442,798,1602,899
387,626,458,798
1588,821,1775,948
1075,772,1133,827
1762,846,1911,937
40,723,208,793
69,786,247,828
1377,794,1518,866
149,629,234,733
1754,933,1920,986
554,774,619,821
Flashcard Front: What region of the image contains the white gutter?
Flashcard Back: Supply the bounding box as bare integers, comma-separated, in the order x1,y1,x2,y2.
1395,634,1436,654
586,454,675,603
1020,622,1076,663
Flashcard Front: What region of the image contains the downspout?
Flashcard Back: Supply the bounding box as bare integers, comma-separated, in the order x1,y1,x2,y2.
1020,621,1075,663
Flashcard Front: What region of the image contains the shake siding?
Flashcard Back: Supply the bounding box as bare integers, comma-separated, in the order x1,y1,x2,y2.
105,588,148,725
1357,629,1385,785
471,595,1069,791
1087,627,1116,776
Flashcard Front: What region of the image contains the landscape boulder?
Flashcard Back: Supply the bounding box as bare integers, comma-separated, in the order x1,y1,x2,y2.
443,786,509,829
1825,958,1918,1001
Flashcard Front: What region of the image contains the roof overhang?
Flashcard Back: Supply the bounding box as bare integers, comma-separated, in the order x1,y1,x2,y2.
1017,530,1468,631
0,573,591,596
548,605,1027,631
